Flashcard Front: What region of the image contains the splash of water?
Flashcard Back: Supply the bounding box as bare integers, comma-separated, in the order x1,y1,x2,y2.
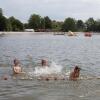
28,62,63,77
34,62,63,76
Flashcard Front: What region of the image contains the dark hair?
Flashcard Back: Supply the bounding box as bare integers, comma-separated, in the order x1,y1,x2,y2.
74,66,81,71
14,59,19,66
41,59,47,66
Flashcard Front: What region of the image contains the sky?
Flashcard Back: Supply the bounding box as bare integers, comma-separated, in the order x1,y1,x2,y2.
0,0,100,23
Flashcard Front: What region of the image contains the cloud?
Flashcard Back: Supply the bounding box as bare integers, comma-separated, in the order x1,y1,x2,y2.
0,0,100,22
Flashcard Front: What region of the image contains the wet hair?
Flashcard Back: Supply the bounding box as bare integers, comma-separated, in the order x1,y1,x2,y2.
14,59,20,66
41,59,47,66
74,66,81,71
45,78,49,81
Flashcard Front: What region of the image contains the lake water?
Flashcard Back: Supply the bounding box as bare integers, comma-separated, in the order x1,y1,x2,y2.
0,32,100,100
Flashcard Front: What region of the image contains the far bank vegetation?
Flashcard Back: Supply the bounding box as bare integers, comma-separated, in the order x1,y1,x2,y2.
0,8,100,32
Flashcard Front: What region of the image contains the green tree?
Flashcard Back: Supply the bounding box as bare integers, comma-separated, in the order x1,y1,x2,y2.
94,19,100,32
28,14,41,30
0,16,8,31
76,20,85,31
85,18,95,31
52,20,63,31
0,8,8,31
9,16,24,31
24,23,29,29
44,16,52,29
6,19,12,31
62,17,76,32
40,18,45,29
0,8,3,16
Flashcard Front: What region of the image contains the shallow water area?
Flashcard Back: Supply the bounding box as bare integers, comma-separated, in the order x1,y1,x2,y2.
0,32,100,100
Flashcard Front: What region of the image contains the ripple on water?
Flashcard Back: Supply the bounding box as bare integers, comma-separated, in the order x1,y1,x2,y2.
0,33,100,100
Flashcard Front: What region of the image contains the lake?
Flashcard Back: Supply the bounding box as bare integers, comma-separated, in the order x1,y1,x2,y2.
0,32,100,100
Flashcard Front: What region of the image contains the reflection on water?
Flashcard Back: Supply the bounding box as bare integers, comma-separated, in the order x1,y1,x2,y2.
0,33,100,100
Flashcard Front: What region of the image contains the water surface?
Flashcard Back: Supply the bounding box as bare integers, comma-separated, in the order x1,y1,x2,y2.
0,33,100,100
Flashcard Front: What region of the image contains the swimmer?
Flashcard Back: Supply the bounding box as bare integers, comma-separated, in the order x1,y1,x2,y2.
13,59,23,74
1,75,8,80
41,59,48,67
69,66,81,81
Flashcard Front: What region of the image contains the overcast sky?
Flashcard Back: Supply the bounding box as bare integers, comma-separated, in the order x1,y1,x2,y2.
0,0,100,23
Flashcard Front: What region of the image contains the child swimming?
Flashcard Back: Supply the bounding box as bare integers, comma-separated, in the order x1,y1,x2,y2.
13,59,23,74
69,66,80,80
41,59,48,67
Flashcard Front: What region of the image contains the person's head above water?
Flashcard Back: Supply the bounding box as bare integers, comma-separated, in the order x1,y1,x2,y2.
41,59,48,66
13,59,22,74
13,59,20,66
74,66,81,72
69,65,81,80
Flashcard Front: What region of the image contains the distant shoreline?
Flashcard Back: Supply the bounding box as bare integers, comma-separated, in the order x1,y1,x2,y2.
0,32,100,35
0,31,67,35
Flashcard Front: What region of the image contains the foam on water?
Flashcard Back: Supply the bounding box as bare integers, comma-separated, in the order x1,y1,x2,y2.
28,62,64,77
34,62,63,76
65,70,71,78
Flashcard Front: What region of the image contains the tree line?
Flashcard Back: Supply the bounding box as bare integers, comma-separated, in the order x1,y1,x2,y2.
1,8,100,32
